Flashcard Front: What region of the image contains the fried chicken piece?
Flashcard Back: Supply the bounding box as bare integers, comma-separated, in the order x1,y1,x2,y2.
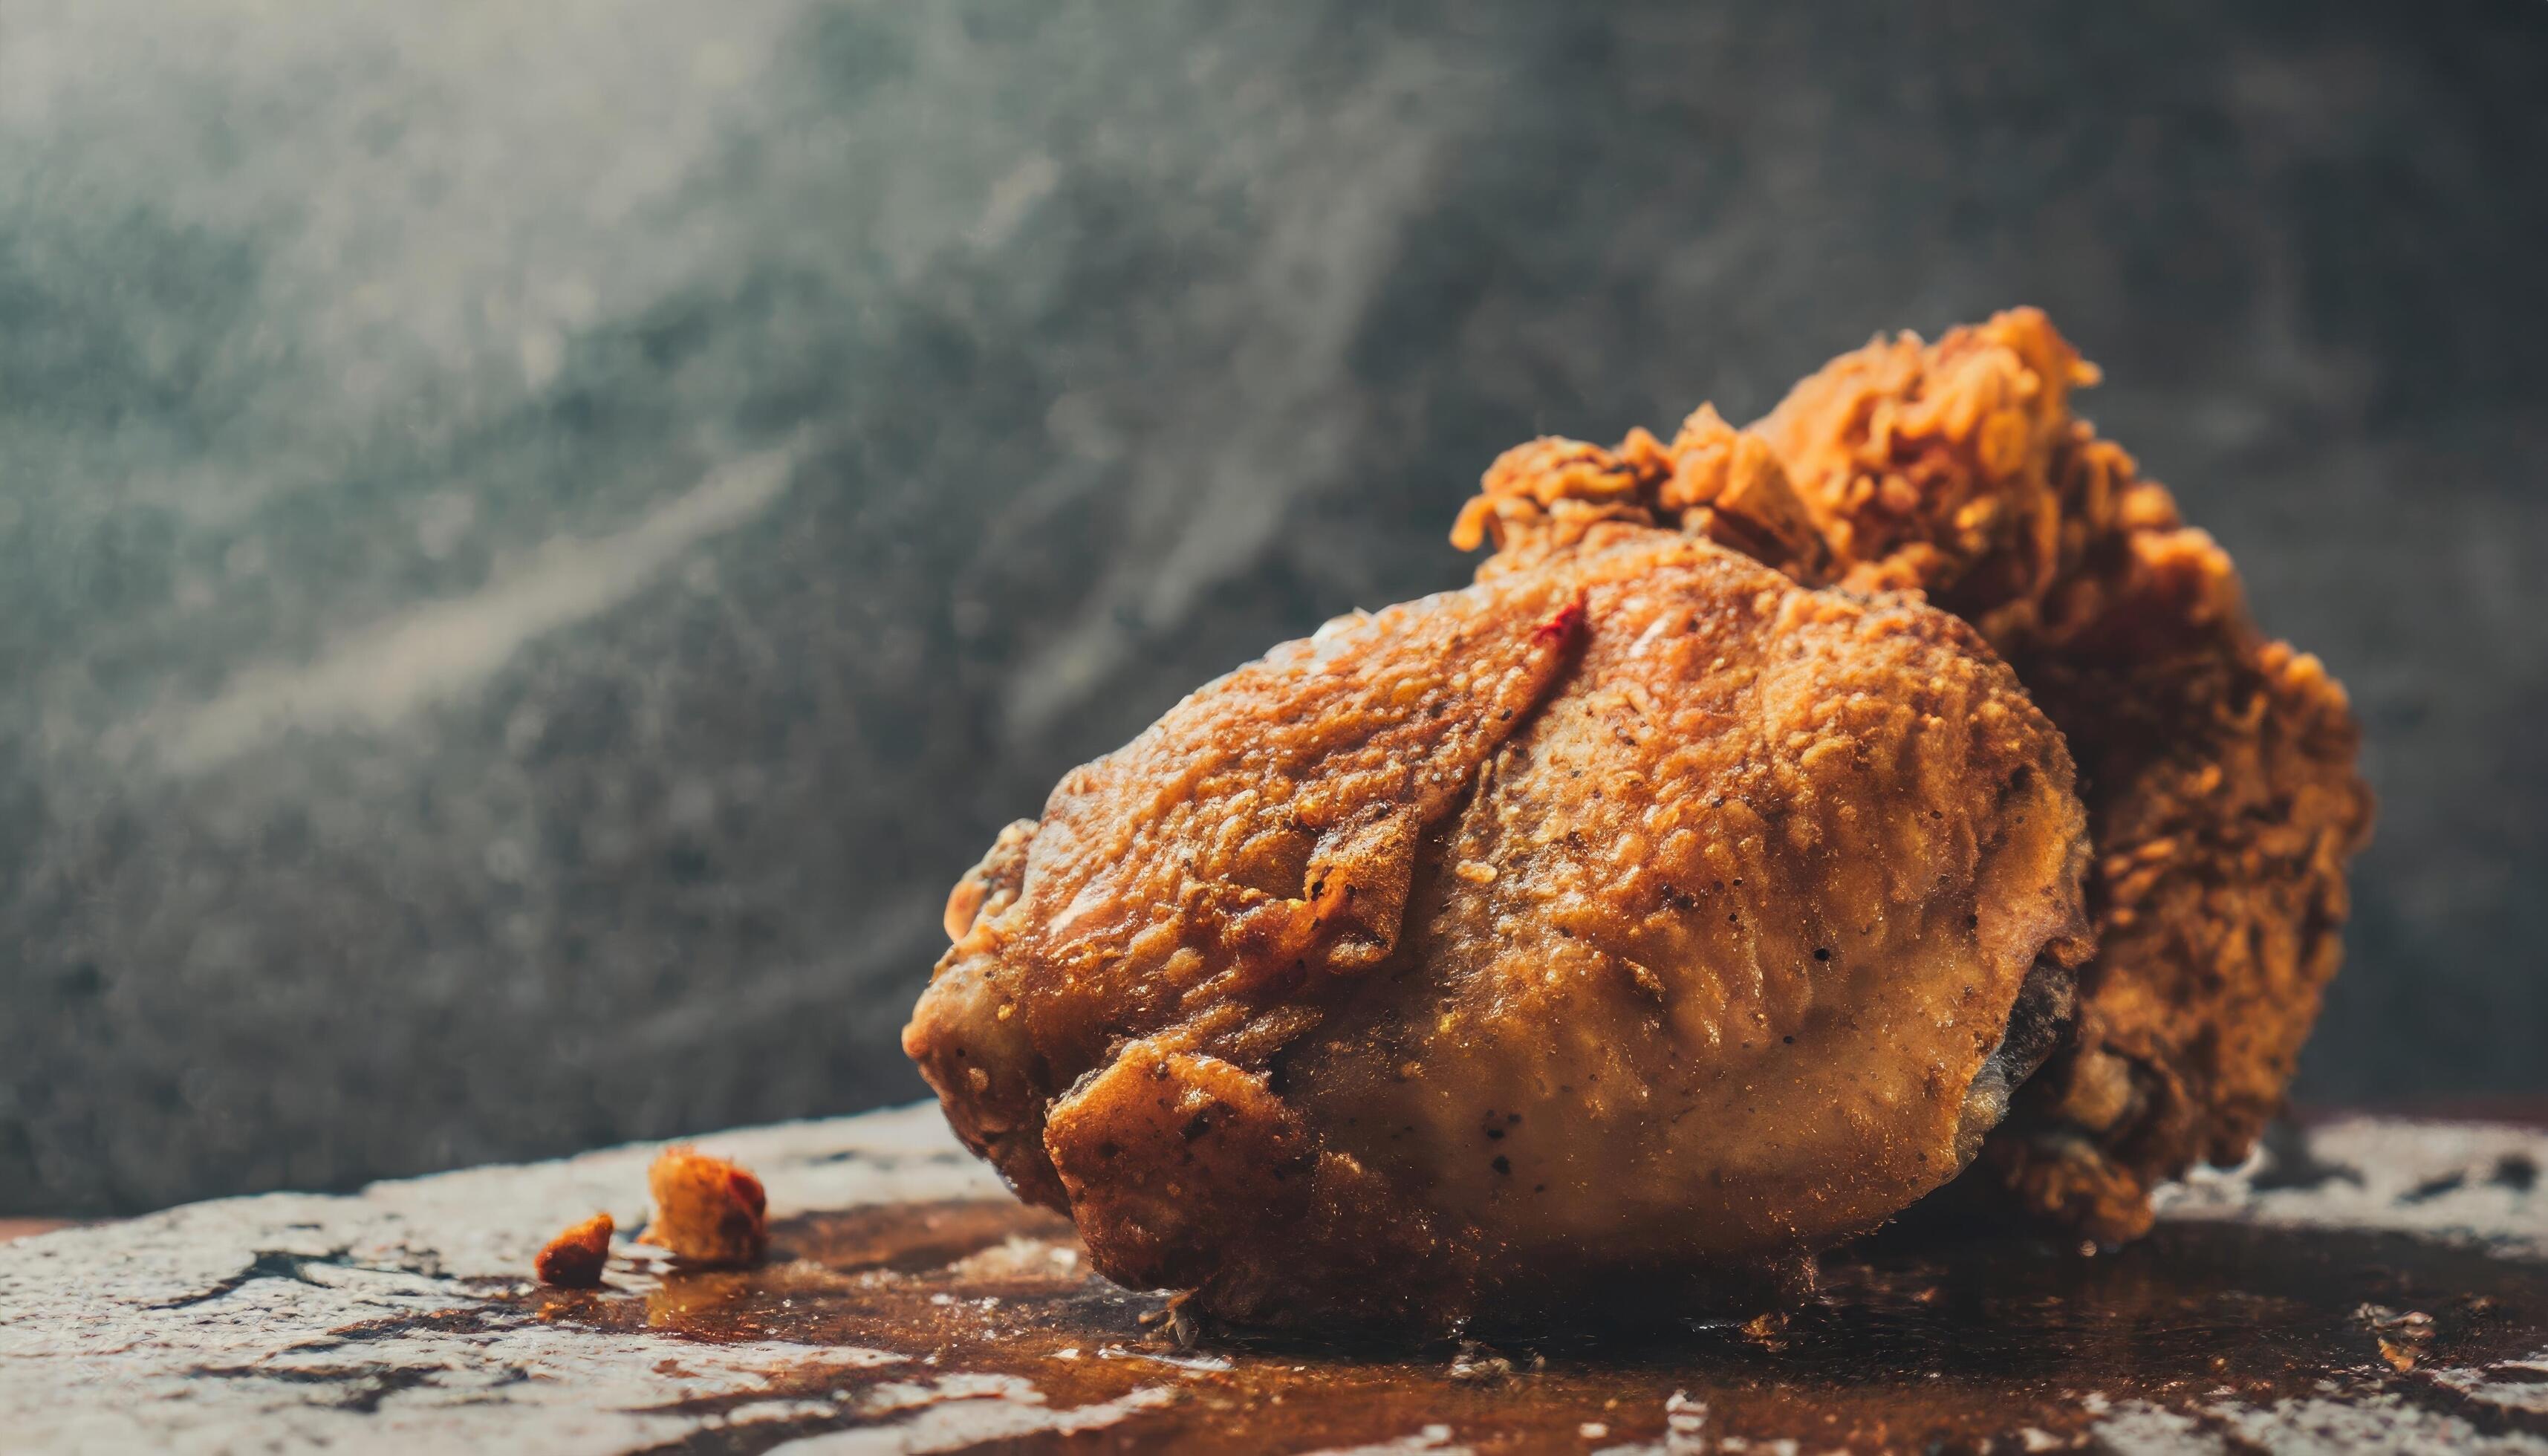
1463,309,2373,1239
534,1212,614,1288
908,528,2089,1328
638,1147,768,1265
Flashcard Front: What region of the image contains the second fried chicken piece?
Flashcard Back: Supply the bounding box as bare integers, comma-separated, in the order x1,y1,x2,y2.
1463,309,2373,1238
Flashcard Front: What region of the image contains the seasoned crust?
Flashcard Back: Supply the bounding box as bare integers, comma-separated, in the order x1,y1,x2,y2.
1984,508,2369,1236
1455,404,1832,583
1455,309,2373,1239
1283,533,2090,1302
904,569,1585,1224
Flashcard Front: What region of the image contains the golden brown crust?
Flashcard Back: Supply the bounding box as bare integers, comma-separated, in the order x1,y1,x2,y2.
1455,408,1831,582
904,571,1584,1222
943,819,1036,943
1749,309,2091,628
1983,491,2370,1236
1449,308,2374,1239
909,530,2088,1328
1287,532,2090,1289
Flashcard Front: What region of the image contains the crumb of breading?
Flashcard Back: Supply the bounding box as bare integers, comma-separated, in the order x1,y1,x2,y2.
534,1211,614,1288
637,1146,768,1265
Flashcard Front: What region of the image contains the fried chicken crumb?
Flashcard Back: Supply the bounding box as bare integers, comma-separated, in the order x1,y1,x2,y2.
637,1146,769,1265
533,1211,614,1288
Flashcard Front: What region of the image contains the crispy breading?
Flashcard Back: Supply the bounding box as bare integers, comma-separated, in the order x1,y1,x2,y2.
909,568,1584,1224
909,530,2088,1328
1455,406,1830,582
1457,309,2373,1238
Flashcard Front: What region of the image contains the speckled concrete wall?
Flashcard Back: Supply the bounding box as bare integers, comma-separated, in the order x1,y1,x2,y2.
4,0,2542,1215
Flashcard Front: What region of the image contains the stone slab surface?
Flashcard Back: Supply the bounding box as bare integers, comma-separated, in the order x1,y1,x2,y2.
4,1106,2546,1454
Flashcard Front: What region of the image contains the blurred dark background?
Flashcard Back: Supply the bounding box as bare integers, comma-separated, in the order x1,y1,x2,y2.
4,1,2543,1216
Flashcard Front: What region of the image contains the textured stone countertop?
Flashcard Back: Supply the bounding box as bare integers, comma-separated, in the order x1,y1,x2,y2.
4,1106,2546,1454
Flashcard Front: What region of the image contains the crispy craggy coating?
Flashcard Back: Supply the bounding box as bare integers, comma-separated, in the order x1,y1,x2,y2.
534,1212,615,1288
638,1147,769,1266
1453,405,1832,582
909,570,1583,1223
909,530,2088,1328
1749,311,2090,628
1463,309,2373,1239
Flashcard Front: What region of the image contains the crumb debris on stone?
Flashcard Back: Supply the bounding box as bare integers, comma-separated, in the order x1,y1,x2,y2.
2356,1303,2435,1373
1741,1309,1791,1351
1137,1291,1203,1350
533,1211,614,1287
1449,1339,1517,1381
637,1145,768,1265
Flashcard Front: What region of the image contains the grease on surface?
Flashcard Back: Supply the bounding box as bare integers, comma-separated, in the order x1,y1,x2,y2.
487,1199,2548,1453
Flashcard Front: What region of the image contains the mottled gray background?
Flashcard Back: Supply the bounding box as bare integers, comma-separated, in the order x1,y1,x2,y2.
3,1,2542,1216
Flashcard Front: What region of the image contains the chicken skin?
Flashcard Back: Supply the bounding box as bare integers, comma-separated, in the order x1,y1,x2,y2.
1459,309,2373,1240
907,529,2090,1329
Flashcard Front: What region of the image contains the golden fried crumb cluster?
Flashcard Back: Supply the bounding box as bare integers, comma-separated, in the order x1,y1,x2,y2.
534,1211,615,1288
639,1147,769,1266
